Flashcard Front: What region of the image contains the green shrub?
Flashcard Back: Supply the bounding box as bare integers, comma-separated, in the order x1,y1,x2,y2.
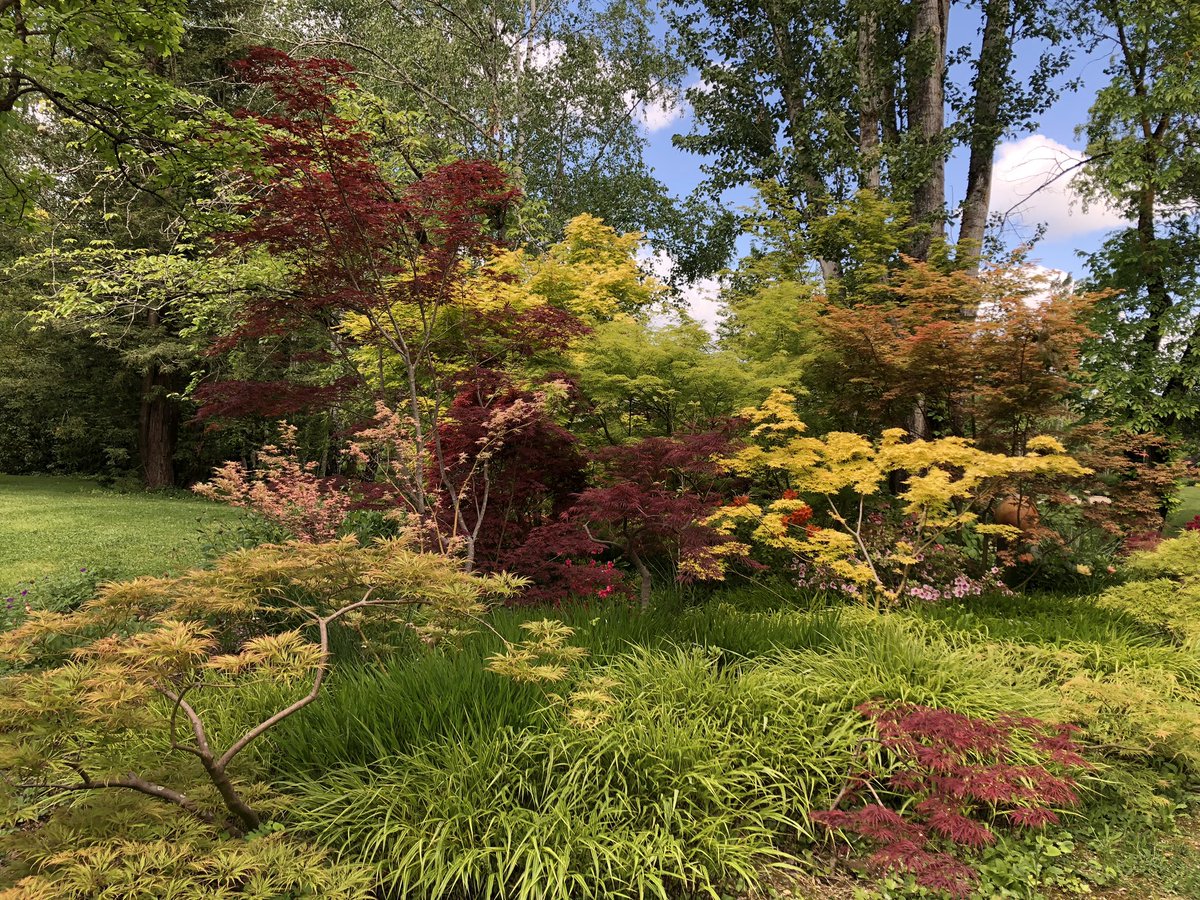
1125,531,1200,581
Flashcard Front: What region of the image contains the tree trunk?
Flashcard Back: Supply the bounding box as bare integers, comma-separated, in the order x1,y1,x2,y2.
906,0,950,261
630,549,652,609
1135,182,1173,358
957,0,1013,269
139,364,179,489
856,10,882,191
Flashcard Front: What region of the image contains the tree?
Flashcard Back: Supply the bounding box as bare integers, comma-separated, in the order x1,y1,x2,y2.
808,260,1096,449
0,0,196,222
251,0,687,243
574,314,764,440
193,424,355,541
0,539,528,837
11,243,274,487
1,0,268,486
203,49,547,564
564,430,744,606
1077,0,1200,436
707,390,1090,608
202,51,697,567
670,0,1073,272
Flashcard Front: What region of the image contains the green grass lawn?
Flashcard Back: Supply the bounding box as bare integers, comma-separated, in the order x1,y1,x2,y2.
1170,483,1200,533
0,475,243,588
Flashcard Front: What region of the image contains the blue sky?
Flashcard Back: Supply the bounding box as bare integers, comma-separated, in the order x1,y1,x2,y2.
633,11,1126,288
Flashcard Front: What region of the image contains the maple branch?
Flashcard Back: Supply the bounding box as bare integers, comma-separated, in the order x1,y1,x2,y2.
18,768,220,832
215,588,424,770
160,683,211,760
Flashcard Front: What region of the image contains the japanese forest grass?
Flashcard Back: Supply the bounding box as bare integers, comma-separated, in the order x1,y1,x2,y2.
269,608,1066,900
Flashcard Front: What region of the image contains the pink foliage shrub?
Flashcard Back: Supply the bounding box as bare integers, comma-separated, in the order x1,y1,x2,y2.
193,425,354,542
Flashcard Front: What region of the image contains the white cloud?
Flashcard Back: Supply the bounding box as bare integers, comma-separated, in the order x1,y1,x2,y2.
643,94,685,132
624,89,685,133
525,38,565,72
990,135,1128,240
638,248,725,333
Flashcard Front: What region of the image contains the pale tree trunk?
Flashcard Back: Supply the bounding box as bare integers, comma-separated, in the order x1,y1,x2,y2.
630,548,652,609
906,0,950,261
957,0,1013,269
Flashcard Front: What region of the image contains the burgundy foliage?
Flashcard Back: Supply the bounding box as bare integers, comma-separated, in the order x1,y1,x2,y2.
508,429,749,605
812,702,1088,898
193,377,359,422
433,376,587,572
199,47,522,419
500,521,628,605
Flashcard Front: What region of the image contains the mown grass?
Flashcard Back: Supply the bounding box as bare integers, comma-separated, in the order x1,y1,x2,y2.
0,474,242,587
1168,483,1200,533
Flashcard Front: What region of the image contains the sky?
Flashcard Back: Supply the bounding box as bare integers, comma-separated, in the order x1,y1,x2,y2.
627,10,1126,328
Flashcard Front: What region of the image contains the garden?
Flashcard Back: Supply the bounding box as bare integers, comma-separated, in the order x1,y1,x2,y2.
2,0,1200,897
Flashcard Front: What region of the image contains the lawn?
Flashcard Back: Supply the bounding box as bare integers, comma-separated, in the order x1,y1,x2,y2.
0,475,242,588
1170,483,1200,533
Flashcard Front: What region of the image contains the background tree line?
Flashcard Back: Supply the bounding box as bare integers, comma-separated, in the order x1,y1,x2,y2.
0,0,1196,490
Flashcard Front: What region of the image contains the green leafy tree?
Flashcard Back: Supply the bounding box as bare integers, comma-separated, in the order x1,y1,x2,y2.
1077,0,1200,436
255,0,687,243
0,0,266,485
574,314,765,440
0,0,226,223
670,0,1073,270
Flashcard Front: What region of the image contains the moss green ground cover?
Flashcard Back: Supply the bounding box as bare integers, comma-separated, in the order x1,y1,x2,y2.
0,475,241,587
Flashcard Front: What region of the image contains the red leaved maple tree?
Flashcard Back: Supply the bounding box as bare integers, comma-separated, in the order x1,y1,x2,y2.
813,702,1088,898
198,49,591,570
528,429,749,607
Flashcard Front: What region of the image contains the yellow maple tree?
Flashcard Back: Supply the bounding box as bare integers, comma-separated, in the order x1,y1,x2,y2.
707,390,1091,608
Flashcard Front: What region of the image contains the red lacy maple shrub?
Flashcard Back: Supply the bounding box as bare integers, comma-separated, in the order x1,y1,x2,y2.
812,702,1088,898
568,430,748,606
499,429,749,606
432,375,587,570
499,521,629,605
